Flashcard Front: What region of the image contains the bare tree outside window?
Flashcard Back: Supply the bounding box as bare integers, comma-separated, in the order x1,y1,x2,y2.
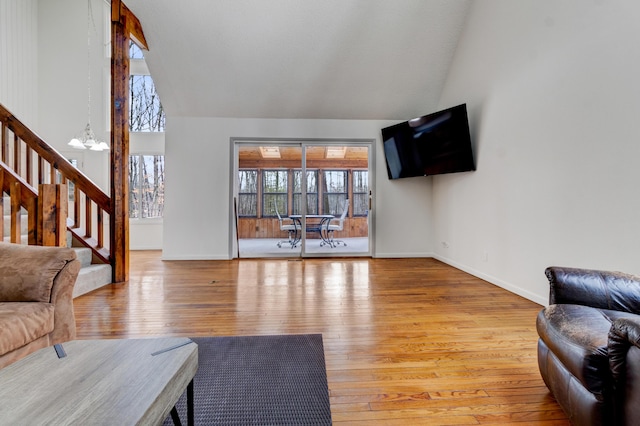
263,170,288,216
129,41,144,59
322,170,347,215
238,170,258,216
130,155,164,219
130,75,165,132
352,170,369,216
293,170,318,214
127,42,165,219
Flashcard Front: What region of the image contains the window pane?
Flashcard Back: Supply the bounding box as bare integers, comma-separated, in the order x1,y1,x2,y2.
238,194,257,216
238,170,258,216
352,170,369,216
292,193,318,215
263,170,288,193
353,193,368,216
293,170,318,215
353,171,368,192
264,194,287,217
324,171,346,192
263,170,288,216
129,155,164,219
140,155,164,218
130,75,166,132
239,170,258,192
323,170,347,215
129,156,140,219
129,41,144,59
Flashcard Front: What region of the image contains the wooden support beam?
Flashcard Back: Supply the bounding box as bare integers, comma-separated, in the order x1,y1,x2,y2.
110,0,138,283
112,0,148,50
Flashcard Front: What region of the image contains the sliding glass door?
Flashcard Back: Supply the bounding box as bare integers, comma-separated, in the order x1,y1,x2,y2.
234,140,372,258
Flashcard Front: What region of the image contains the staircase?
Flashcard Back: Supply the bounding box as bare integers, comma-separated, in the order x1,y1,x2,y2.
1,103,118,296
3,196,112,297
69,240,112,298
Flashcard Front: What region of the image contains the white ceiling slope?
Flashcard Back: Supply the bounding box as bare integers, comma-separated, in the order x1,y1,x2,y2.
124,0,471,120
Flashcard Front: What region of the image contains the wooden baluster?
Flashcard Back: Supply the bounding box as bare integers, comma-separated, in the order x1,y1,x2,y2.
85,195,92,238
97,208,104,249
26,195,37,245
13,133,20,176
38,157,45,184
50,165,56,184
25,145,32,186
1,124,7,163
74,186,81,228
10,182,20,244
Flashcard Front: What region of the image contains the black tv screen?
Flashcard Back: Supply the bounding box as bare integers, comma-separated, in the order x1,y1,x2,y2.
381,103,475,179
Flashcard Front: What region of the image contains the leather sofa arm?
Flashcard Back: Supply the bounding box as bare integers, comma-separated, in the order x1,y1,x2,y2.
608,317,640,425
545,266,640,313
609,317,640,382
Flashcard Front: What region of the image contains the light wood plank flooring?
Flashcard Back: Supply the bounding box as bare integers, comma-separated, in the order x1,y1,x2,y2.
73,252,569,425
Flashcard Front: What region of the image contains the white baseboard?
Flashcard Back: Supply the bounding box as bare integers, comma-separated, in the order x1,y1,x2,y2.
161,254,230,261
373,252,432,258
433,254,546,306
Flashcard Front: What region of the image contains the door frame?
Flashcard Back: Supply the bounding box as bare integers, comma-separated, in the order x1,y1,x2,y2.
230,137,375,259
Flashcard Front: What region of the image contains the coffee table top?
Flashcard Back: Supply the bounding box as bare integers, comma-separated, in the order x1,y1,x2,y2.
0,337,198,425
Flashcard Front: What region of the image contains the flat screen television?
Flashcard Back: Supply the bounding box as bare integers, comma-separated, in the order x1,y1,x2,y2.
381,103,475,179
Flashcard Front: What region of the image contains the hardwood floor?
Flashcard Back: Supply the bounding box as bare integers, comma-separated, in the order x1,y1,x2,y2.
73,252,569,425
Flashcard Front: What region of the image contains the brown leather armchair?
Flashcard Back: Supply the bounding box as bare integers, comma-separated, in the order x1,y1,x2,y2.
536,266,640,425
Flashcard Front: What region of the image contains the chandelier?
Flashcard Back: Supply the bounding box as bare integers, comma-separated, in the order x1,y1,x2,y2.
68,0,108,152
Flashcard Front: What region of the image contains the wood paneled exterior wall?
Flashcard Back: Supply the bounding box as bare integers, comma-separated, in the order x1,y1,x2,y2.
237,216,367,239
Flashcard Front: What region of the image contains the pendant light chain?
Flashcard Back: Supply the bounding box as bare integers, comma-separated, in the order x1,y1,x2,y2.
86,0,92,129
69,0,108,151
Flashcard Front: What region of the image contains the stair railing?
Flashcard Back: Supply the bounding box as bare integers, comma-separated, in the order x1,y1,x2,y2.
0,103,111,263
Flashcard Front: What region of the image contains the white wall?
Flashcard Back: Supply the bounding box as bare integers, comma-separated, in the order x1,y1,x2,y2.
0,0,38,127
35,0,163,250
433,0,640,305
162,117,435,260
38,0,110,191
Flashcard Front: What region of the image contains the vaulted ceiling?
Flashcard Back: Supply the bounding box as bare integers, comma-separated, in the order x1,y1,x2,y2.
124,0,471,120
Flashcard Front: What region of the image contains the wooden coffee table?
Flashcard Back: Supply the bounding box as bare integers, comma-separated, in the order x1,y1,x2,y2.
0,337,197,425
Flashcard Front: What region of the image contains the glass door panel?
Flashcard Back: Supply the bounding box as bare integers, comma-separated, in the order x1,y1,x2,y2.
236,144,302,258
300,145,370,257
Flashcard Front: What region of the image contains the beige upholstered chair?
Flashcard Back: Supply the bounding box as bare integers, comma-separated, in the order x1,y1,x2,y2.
0,242,80,368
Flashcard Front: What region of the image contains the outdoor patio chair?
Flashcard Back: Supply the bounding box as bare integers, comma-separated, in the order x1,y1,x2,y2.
324,199,348,248
275,206,300,248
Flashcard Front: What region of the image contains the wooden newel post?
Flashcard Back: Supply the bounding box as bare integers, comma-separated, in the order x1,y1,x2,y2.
37,184,68,247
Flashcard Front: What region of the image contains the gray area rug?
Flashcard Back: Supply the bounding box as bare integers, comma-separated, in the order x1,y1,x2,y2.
165,334,332,425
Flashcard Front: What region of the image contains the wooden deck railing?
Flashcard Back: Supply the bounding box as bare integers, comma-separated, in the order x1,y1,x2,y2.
0,103,111,263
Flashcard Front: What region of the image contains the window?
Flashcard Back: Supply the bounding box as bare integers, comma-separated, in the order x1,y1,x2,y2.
129,41,145,59
322,170,348,215
129,75,165,132
263,170,288,217
293,170,318,215
238,170,258,216
352,170,369,216
129,41,165,132
129,155,165,219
